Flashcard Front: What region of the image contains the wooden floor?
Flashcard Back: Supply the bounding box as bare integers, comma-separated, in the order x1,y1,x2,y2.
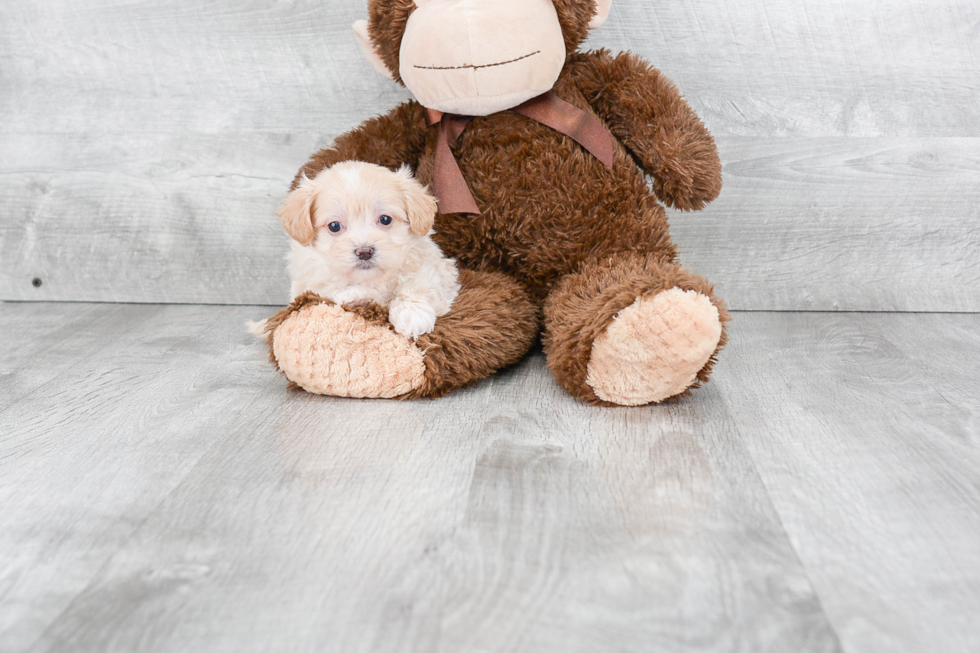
1,303,978,653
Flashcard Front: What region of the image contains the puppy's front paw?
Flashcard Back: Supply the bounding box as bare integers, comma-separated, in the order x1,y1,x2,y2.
389,302,437,340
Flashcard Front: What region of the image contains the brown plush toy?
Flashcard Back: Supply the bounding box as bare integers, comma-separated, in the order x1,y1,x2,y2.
263,0,730,406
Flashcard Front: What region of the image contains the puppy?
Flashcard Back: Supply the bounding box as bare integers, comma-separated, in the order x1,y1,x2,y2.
273,161,459,339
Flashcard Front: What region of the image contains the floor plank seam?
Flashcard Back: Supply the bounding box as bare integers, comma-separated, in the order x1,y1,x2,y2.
4,300,980,316
714,392,848,652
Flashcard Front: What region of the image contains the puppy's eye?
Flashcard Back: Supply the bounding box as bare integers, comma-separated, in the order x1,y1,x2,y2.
327,221,343,233
378,215,393,226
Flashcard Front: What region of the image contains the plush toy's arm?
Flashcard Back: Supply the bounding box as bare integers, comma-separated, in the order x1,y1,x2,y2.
571,50,722,211
292,101,429,190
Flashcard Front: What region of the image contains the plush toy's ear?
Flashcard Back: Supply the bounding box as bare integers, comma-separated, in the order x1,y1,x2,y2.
395,166,438,235
277,176,317,246
589,0,613,29
353,20,394,79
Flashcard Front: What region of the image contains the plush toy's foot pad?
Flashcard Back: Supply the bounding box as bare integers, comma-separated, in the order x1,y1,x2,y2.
272,301,425,399
586,288,722,406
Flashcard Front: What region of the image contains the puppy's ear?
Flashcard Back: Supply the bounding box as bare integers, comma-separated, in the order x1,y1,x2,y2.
395,165,438,236
277,176,317,246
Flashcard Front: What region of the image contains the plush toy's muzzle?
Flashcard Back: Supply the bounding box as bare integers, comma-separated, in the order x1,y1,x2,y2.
355,0,613,116
399,0,567,116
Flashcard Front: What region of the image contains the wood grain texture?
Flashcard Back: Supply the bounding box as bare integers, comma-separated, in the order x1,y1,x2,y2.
1,0,979,308
586,0,980,138
676,137,980,311
0,303,291,651
2,304,979,651
0,303,846,653
2,0,975,137
3,133,978,310
715,312,980,653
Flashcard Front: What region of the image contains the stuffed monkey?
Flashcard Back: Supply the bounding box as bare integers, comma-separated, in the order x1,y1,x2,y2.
264,0,729,406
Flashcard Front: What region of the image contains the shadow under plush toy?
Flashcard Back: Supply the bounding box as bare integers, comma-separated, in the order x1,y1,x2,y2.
261,0,730,406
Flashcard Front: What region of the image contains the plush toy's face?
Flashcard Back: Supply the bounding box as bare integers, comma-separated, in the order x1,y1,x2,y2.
355,0,612,116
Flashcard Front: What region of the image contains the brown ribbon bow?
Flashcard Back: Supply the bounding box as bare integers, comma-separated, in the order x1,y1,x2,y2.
424,91,615,215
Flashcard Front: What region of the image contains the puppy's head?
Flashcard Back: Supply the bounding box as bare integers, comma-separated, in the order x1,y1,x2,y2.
277,162,438,279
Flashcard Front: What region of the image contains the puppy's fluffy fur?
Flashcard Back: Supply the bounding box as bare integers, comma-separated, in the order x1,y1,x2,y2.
272,161,459,339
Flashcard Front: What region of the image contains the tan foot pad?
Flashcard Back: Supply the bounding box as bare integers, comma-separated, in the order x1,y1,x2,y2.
586,288,722,406
272,303,425,399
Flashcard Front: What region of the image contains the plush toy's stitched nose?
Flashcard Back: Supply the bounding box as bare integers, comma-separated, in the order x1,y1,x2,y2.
355,246,375,261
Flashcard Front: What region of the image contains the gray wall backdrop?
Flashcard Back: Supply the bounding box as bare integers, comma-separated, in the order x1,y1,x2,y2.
1,0,978,310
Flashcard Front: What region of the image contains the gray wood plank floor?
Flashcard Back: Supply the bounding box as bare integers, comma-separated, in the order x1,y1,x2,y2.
1,303,978,653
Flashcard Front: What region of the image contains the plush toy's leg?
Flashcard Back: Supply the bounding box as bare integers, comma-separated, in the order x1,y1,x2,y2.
265,270,539,399
543,252,730,406
404,270,540,398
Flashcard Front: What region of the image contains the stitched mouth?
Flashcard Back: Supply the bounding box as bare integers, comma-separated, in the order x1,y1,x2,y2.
414,50,541,71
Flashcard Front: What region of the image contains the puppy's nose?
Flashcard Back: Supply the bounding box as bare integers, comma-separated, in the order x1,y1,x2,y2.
355,246,375,261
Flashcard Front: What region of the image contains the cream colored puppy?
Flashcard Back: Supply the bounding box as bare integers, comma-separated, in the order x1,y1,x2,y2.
277,162,459,339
